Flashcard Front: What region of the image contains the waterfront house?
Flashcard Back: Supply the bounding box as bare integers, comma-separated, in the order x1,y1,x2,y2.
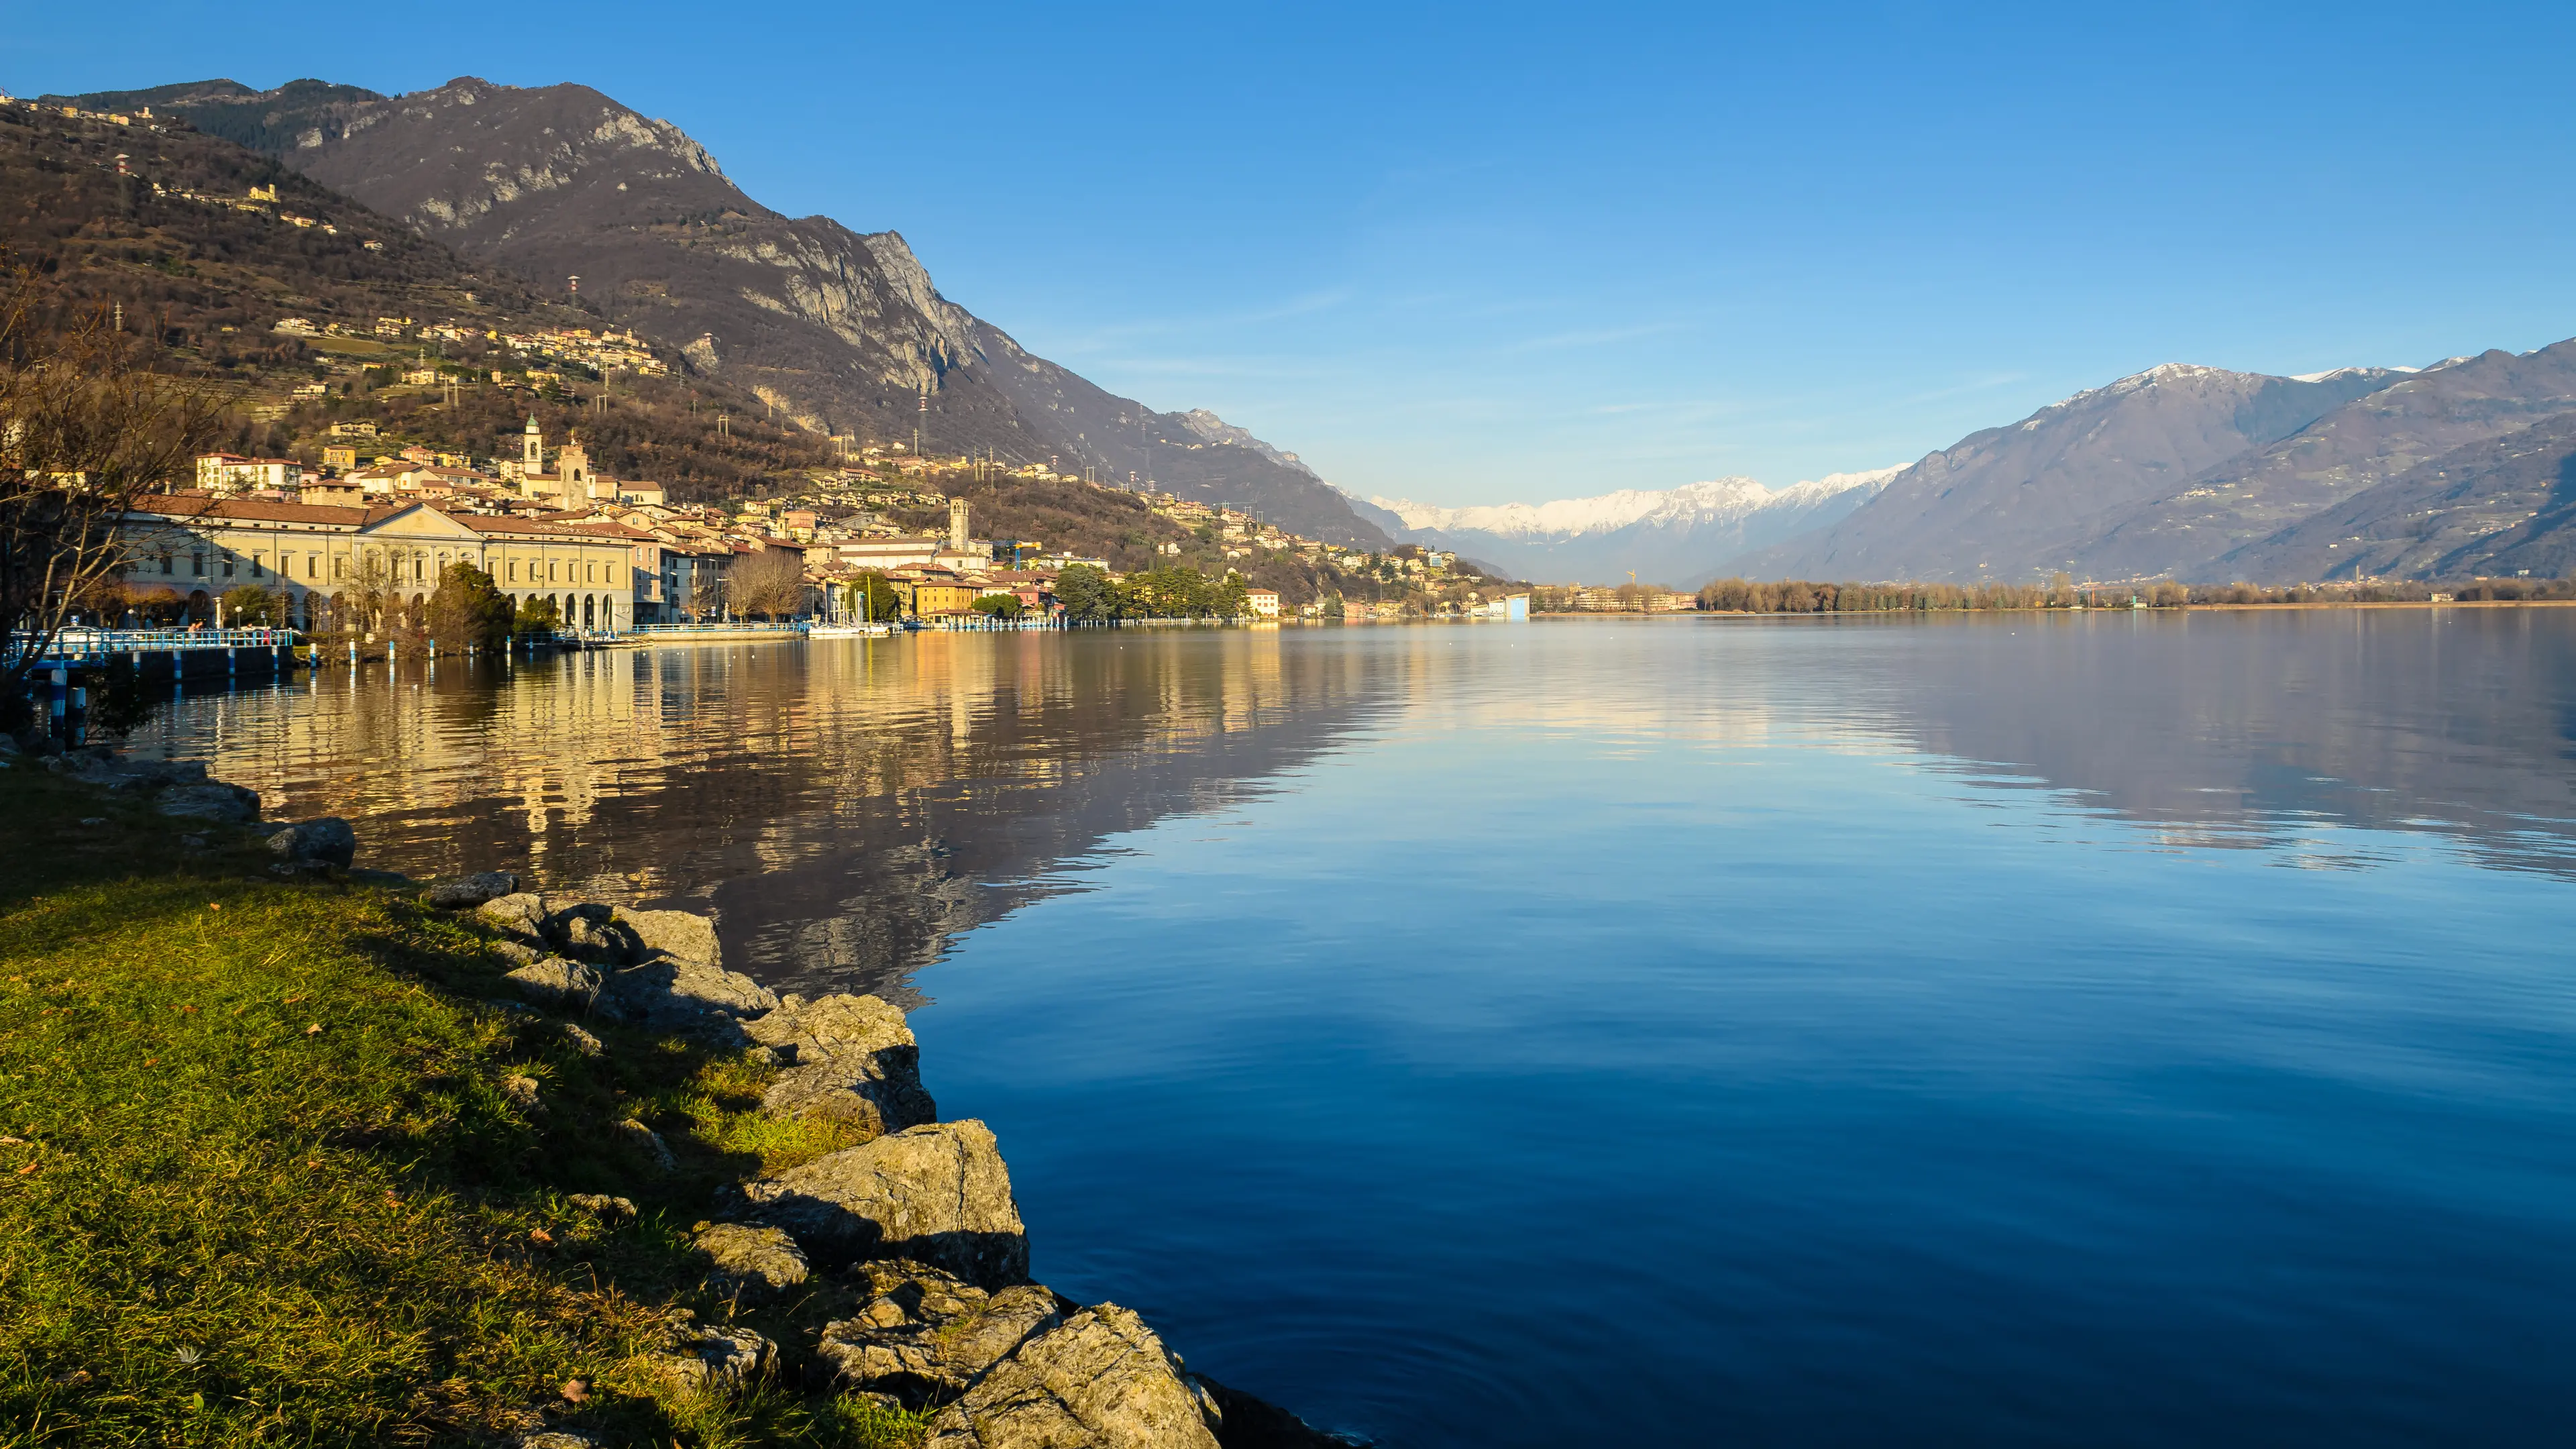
121,494,642,632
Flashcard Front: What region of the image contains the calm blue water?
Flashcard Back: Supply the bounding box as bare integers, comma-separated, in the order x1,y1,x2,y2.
148,613,2576,1443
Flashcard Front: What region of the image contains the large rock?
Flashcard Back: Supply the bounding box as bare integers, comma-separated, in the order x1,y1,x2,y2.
544,902,645,965
651,1324,772,1393
923,1305,1222,1449
504,955,602,1008
614,906,722,969
691,1222,809,1301
259,816,356,869
818,1259,1063,1409
739,1120,1028,1286
428,871,520,908
156,781,258,823
476,892,551,949
481,897,771,1032
745,994,937,1137
594,955,779,1031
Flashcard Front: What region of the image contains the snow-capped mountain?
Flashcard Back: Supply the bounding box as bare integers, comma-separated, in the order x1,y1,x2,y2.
1348,469,1898,586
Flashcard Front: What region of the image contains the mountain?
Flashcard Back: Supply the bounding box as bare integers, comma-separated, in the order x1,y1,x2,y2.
0,97,839,495
2078,341,2576,579
1358,470,1896,585
69,77,1389,548
1749,364,2414,583
2209,409,2576,582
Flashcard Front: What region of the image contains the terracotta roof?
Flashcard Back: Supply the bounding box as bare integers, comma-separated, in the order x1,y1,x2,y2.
136,494,381,527
460,515,639,541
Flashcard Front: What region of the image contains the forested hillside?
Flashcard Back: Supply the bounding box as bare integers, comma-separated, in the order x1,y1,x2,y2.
0,102,837,496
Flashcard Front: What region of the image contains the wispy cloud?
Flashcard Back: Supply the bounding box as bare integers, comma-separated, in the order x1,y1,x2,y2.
1493,319,1693,356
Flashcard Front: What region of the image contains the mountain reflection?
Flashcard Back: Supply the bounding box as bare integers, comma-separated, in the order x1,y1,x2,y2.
1843,609,2576,876
140,612,2576,1005
145,632,1392,1002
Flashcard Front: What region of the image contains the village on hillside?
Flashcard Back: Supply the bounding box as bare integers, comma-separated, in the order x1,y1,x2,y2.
150,380,1525,633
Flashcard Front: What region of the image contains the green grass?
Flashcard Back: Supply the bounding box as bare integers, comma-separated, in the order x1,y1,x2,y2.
0,767,933,1448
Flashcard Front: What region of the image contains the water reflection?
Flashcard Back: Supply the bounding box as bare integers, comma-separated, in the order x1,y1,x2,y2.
1844,609,2576,876
140,611,2576,993
142,632,1393,998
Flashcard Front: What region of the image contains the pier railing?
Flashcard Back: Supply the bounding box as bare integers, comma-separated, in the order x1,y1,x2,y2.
630,621,810,637
13,626,303,665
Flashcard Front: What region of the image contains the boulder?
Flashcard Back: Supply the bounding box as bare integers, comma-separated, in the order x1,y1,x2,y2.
504,956,603,1010
259,816,356,869
560,1022,606,1057
614,906,722,970
501,1073,542,1111
476,893,551,949
922,1305,1222,1449
612,1118,677,1173
744,994,937,1138
567,1193,636,1224
155,781,258,823
739,1120,1028,1287
428,871,520,908
651,1325,772,1393
513,1433,600,1449
818,1259,1064,1409
690,1222,810,1301
594,955,779,1032
545,903,645,965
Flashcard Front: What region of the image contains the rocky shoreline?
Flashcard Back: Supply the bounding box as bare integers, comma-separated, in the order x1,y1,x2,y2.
19,739,1352,1448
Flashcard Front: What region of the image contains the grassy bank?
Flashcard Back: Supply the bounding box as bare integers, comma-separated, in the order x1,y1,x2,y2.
0,767,930,1447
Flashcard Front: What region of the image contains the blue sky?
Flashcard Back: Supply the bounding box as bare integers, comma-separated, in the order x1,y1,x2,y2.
13,2,2576,506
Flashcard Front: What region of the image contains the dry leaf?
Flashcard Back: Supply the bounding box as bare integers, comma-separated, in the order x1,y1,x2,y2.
528,1226,555,1246
559,1377,590,1403
305,1024,322,1036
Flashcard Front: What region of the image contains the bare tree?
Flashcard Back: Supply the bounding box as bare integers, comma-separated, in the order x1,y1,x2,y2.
0,270,229,713
347,549,394,635
729,546,807,619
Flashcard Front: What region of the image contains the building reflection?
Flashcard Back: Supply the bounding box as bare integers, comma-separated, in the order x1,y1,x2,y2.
142,612,2576,1004
146,631,1383,1002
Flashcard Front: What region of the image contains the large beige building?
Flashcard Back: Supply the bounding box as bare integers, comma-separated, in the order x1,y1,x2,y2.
122,494,649,632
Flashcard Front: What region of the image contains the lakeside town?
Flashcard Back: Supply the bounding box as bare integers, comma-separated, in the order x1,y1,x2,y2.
131,412,1531,638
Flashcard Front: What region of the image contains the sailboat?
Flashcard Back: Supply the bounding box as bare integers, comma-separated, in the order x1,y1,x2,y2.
809,578,899,637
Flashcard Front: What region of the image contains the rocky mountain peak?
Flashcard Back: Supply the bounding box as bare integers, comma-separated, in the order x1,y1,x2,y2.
98,72,1389,546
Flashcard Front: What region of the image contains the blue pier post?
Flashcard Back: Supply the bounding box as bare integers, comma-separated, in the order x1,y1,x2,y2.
48,667,67,737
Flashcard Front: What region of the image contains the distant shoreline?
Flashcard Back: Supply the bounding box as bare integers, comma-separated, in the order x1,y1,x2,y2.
1544,598,2576,618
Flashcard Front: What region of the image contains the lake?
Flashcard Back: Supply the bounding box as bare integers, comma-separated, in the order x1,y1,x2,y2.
138,612,2576,1445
